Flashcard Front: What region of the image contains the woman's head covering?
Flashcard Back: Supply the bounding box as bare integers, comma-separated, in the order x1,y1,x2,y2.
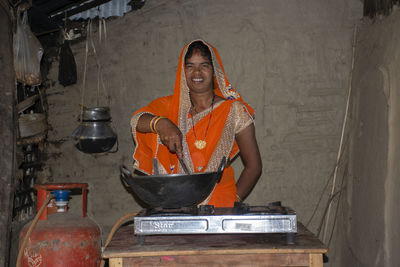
168,39,254,127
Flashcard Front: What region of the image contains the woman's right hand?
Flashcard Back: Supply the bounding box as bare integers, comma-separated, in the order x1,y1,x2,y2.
155,118,183,158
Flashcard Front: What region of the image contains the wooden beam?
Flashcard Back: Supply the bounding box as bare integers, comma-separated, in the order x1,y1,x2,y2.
47,0,90,16
0,4,15,267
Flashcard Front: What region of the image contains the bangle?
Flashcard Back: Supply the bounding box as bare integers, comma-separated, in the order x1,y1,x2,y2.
149,116,158,133
153,116,167,134
236,194,243,202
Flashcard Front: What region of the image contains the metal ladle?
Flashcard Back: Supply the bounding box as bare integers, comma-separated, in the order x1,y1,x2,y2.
178,156,191,175
174,143,191,174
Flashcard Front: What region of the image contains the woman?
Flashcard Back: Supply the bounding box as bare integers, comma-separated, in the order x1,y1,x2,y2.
131,40,262,207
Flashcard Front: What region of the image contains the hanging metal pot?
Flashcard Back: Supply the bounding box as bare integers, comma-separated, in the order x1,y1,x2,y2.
72,21,117,154
72,107,117,154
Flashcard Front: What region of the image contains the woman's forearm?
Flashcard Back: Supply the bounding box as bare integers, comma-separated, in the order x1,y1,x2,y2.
136,113,156,133
236,163,262,201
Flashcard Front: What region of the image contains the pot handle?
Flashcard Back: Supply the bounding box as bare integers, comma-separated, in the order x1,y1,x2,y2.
120,165,131,185
216,156,226,182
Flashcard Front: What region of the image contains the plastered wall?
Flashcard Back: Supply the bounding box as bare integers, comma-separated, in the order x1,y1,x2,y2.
331,9,400,267
43,0,361,253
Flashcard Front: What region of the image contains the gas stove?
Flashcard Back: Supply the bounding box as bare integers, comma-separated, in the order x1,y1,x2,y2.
134,202,297,245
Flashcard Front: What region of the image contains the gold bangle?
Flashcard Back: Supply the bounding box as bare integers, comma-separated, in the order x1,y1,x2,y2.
236,194,243,202
153,116,167,134
149,116,158,133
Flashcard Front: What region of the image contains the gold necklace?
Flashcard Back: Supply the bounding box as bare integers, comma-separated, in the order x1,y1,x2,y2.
190,94,215,150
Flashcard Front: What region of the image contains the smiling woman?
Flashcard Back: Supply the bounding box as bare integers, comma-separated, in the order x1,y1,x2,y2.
130,40,262,208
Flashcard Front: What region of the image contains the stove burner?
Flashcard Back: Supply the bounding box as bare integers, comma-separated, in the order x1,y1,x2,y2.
141,202,292,217
144,206,199,216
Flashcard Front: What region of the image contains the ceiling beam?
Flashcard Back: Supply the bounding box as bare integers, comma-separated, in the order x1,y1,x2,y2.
47,0,89,16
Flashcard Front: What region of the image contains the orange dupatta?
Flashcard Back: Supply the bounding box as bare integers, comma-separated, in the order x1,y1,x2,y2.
131,40,254,207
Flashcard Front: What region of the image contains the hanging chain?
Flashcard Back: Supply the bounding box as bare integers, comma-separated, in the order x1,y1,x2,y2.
80,18,109,117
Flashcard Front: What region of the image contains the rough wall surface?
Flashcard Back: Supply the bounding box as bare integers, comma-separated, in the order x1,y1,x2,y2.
334,9,400,267
0,6,14,267
43,0,361,254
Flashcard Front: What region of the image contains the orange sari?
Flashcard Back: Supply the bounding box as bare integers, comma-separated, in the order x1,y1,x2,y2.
131,40,254,207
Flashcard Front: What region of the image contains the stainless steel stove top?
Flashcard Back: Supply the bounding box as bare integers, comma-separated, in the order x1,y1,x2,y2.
134,202,297,236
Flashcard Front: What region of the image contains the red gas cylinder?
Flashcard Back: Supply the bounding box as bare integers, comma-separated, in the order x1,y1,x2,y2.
19,183,101,267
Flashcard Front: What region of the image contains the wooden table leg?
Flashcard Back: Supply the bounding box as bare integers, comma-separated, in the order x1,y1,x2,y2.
309,253,323,267
109,258,123,267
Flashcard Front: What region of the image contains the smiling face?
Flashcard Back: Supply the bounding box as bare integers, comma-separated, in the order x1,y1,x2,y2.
184,49,214,95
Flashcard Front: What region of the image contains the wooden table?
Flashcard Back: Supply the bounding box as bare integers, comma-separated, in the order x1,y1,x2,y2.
103,222,328,267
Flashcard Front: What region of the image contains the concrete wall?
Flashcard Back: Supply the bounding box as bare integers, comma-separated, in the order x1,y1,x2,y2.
333,9,400,267
0,5,14,267
43,0,361,253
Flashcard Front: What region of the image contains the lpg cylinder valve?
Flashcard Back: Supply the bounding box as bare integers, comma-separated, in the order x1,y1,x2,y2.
52,190,71,212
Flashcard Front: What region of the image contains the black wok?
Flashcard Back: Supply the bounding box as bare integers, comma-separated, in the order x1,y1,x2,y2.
120,157,226,208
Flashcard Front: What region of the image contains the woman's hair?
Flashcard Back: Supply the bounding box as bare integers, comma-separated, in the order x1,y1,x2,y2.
185,41,213,65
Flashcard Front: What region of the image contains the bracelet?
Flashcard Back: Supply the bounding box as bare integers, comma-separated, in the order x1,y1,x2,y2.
236,194,243,202
149,116,158,133
153,116,167,134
